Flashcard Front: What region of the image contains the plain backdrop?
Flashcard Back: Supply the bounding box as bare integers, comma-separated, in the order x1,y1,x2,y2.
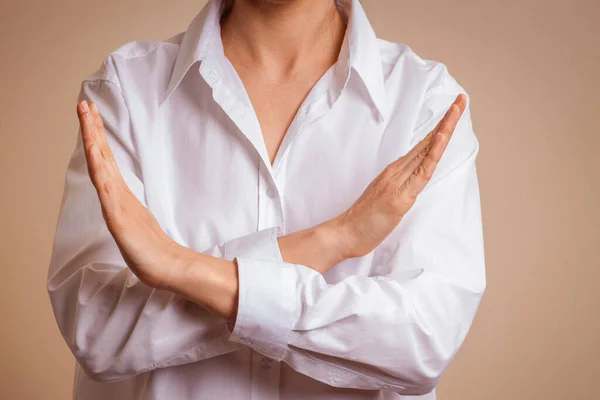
1,0,598,399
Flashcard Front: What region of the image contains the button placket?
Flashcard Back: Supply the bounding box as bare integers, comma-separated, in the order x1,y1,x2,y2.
258,163,285,234
250,350,280,400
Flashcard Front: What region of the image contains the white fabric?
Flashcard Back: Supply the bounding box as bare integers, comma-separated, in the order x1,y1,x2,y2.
47,0,486,399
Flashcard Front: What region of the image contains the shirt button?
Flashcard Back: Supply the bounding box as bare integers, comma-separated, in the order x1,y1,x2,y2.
266,186,276,198
260,357,274,369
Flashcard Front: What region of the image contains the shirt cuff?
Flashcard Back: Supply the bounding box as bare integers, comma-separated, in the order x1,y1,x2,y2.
223,225,284,262
228,248,298,361
223,225,288,336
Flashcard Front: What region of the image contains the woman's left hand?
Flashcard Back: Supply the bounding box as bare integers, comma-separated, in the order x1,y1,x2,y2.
77,100,184,290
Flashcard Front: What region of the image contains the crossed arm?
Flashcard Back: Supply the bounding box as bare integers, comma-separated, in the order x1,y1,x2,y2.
47,75,485,395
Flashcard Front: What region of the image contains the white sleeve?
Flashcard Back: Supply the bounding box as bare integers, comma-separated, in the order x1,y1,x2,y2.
228,73,486,396
47,77,285,382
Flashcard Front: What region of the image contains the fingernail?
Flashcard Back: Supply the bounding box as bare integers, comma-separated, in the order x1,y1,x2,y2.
82,101,89,112
90,102,98,113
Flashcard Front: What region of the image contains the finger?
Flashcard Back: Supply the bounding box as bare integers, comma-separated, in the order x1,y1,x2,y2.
435,94,467,143
392,93,463,173
422,94,467,165
77,101,117,212
393,116,440,168
403,95,467,195
391,93,465,183
396,128,436,169
89,102,120,175
78,100,103,187
88,102,137,202
77,100,98,153
86,140,121,220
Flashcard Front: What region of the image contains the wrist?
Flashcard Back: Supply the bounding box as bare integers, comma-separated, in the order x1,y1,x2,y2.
299,217,352,272
276,223,343,273
317,214,354,262
167,246,238,320
162,243,198,291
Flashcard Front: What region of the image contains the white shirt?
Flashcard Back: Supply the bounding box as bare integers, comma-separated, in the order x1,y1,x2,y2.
47,0,486,399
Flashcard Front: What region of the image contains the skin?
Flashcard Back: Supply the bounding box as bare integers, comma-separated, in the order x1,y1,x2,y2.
75,0,467,322
220,0,346,167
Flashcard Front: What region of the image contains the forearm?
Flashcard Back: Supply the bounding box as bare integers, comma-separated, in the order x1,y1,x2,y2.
277,218,348,273
170,220,347,321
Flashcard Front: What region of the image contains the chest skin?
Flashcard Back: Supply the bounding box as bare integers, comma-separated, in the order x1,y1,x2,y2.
230,59,337,167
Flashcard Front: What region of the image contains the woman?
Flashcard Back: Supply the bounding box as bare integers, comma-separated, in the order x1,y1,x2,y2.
47,0,486,399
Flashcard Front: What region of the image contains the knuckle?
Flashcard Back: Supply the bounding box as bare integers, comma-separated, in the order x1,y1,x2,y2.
418,144,431,159
379,165,395,181
77,105,89,118
424,167,434,180
101,180,113,196
414,164,433,180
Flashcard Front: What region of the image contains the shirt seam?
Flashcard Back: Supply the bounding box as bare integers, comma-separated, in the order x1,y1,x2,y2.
81,77,120,88
110,41,170,61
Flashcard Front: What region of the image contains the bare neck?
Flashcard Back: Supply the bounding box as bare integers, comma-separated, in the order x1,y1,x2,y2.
220,0,346,80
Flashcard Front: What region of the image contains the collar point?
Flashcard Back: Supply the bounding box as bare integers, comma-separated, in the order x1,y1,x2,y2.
159,88,173,107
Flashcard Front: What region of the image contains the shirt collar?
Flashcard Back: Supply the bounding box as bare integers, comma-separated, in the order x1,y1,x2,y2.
160,0,386,121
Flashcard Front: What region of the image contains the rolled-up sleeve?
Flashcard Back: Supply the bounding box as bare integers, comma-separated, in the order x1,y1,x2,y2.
228,72,486,396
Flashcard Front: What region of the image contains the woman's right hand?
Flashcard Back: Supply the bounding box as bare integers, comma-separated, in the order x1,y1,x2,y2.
331,93,468,260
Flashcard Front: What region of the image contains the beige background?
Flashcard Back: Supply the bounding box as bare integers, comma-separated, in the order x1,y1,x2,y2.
1,0,598,399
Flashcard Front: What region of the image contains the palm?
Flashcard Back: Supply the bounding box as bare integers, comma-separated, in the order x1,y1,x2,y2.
76,100,181,289
339,94,467,259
